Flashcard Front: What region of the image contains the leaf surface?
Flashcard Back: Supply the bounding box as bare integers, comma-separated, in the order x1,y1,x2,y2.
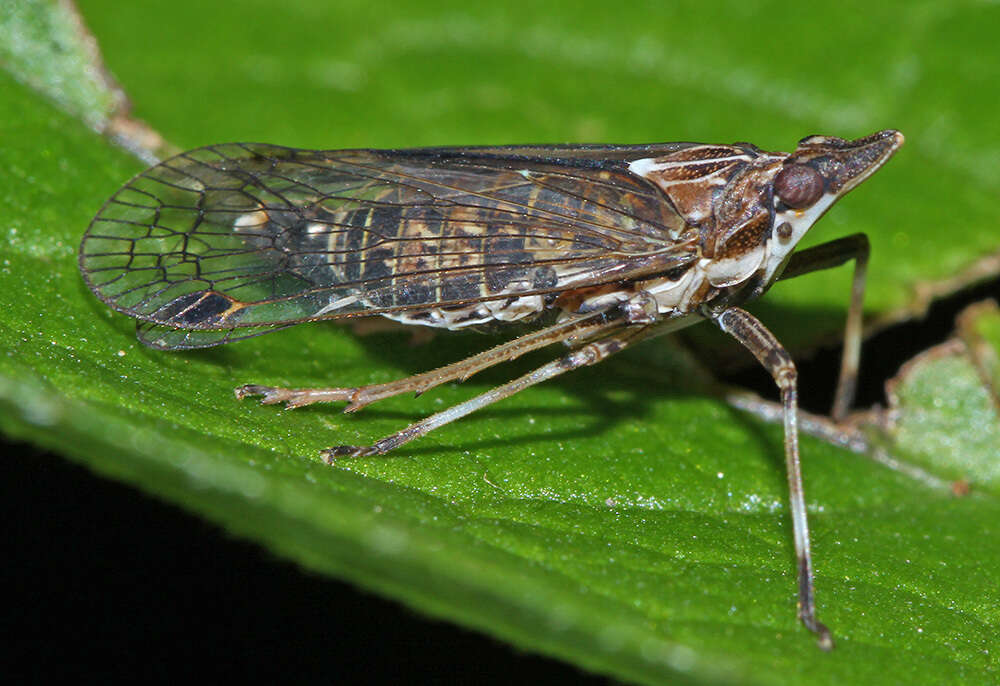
3,1,999,683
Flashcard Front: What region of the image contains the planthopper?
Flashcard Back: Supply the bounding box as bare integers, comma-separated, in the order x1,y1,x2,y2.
80,130,905,648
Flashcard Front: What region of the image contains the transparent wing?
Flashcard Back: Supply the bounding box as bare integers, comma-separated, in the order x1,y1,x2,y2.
136,321,294,350
81,143,696,345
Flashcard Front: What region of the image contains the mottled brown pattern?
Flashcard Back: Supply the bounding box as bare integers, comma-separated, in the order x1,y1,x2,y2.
81,142,702,345
80,133,901,350
788,130,902,193
714,211,773,259
662,145,743,163
641,147,755,232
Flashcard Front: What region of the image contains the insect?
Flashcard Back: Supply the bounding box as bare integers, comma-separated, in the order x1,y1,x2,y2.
80,130,904,649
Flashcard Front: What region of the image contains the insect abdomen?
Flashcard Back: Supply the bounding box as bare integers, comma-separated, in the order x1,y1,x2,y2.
281,201,574,328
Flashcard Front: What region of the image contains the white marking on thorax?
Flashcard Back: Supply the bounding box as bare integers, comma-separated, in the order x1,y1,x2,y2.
645,264,703,313
628,151,753,182
762,192,838,284
627,153,749,178
685,207,708,223
572,262,706,319
702,243,769,288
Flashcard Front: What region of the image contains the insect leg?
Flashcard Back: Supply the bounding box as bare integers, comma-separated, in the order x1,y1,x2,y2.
322,323,650,461
712,306,834,651
235,311,619,411
777,233,870,420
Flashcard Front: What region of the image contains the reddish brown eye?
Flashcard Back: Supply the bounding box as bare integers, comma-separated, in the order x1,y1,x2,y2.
774,164,824,209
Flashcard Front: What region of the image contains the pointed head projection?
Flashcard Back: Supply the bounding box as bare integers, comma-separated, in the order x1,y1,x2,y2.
628,130,904,288
764,129,905,283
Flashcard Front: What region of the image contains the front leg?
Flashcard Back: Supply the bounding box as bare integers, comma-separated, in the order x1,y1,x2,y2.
712,306,833,650
777,233,870,420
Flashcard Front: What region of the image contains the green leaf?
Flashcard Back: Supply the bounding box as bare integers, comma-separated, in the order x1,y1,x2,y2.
0,0,122,128
880,302,1000,492
4,1,1000,684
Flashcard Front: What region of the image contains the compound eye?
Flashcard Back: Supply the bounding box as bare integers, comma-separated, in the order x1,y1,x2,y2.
774,164,824,209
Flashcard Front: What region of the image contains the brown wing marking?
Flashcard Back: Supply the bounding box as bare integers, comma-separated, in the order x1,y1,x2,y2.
80,143,696,339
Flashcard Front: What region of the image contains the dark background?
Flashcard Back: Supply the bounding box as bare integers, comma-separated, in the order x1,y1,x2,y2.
6,441,611,684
